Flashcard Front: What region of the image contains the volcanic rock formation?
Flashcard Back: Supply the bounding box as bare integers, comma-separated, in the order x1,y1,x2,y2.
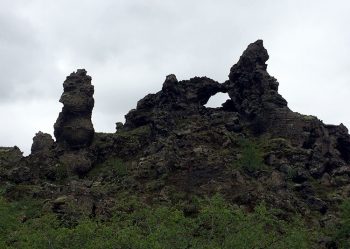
54,69,95,149
1,40,350,246
118,40,350,213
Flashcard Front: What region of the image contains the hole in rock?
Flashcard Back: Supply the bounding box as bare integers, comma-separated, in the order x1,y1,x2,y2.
204,92,230,108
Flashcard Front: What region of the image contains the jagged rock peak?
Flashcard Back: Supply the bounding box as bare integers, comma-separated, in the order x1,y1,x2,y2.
54,69,95,149
227,40,287,116
229,40,269,78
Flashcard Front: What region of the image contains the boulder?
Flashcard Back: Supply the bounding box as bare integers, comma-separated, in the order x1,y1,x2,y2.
31,131,54,154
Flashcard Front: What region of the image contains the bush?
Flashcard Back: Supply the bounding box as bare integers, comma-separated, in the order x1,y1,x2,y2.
236,139,265,174
333,199,350,248
0,194,314,249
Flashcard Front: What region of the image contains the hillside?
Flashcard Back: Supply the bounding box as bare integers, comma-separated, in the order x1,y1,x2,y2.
1,40,350,248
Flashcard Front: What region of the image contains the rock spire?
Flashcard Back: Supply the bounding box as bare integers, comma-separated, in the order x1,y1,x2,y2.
54,69,95,149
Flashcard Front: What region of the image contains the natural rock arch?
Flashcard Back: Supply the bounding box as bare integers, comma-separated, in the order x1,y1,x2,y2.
204,92,231,108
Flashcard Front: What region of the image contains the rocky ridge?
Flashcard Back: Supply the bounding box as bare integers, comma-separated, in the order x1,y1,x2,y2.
1,40,350,242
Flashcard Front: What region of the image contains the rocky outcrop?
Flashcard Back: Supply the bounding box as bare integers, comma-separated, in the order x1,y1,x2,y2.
0,147,23,179
226,40,287,116
14,40,349,192
123,40,290,136
123,40,350,164
123,74,227,135
23,70,96,179
31,131,54,154
0,147,30,183
2,39,350,239
228,40,287,109
54,69,95,149
117,40,350,214
0,146,23,168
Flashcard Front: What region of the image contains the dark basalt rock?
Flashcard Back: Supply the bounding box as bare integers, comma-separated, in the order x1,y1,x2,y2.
59,150,92,176
0,146,23,181
54,69,95,149
123,74,227,134
117,40,350,216
31,131,54,154
123,40,289,136
226,39,287,116
2,39,350,230
122,40,350,172
0,146,23,167
6,166,32,183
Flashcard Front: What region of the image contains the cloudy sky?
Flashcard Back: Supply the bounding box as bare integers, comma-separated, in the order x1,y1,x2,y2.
1,0,349,155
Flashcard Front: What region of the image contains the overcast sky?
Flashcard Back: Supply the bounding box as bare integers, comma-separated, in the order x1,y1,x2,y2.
1,0,349,155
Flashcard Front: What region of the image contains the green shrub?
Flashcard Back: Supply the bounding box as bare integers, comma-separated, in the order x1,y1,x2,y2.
333,199,350,248
1,194,314,249
236,139,265,174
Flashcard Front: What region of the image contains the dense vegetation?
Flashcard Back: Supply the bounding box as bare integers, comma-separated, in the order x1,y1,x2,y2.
2,190,348,249
333,199,350,248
